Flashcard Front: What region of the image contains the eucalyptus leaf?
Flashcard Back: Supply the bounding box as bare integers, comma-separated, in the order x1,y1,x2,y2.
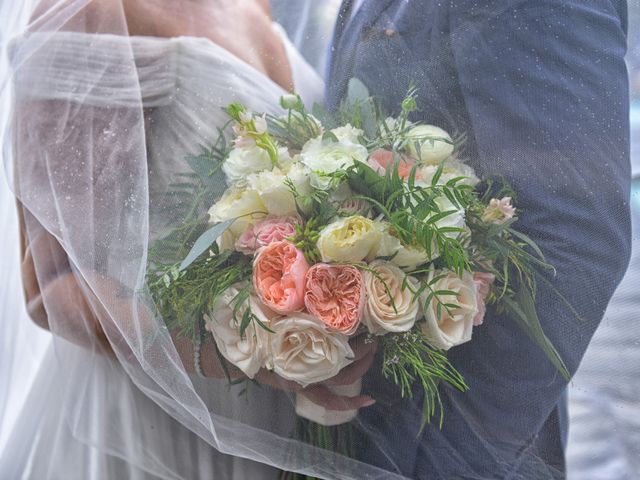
179,219,235,271
346,78,371,105
346,78,377,138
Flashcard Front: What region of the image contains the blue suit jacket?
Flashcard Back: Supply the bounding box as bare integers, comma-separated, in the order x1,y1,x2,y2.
326,1,631,478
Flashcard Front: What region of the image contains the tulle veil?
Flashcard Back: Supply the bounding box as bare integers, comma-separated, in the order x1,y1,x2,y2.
0,1,636,479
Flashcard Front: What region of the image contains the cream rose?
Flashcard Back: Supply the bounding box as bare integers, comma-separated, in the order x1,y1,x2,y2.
204,284,271,378
300,133,368,190
208,185,266,235
417,160,479,187
419,269,478,350
222,145,273,184
363,260,420,334
368,221,432,270
406,125,455,165
268,313,353,386
317,215,381,263
215,229,237,252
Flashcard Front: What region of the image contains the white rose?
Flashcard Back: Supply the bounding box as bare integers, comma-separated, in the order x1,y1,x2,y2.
368,221,432,270
330,124,363,143
204,285,271,378
208,186,266,235
406,125,455,165
268,313,353,386
317,215,381,263
419,269,478,351
363,260,420,334
246,164,310,216
431,195,466,239
277,147,295,170
417,160,479,187
222,145,273,184
300,135,368,190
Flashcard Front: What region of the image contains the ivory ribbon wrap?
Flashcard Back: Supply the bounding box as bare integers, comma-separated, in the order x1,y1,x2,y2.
295,379,362,426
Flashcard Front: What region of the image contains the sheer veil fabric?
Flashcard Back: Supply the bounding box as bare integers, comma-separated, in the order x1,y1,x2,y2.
0,1,634,480
0,1,374,479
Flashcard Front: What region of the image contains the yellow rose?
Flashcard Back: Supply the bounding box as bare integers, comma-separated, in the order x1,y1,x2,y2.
208,185,266,235
368,221,433,270
406,125,454,165
317,215,381,263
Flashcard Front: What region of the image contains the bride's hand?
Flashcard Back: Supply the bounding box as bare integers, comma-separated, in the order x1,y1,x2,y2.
255,334,378,411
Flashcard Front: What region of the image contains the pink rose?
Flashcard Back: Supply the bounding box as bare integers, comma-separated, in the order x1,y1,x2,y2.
472,271,495,326
482,197,516,224
253,240,309,314
304,263,365,335
367,149,421,181
236,215,302,255
338,198,372,217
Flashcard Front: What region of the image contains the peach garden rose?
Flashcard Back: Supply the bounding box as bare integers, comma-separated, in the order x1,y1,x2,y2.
304,264,365,335
253,240,309,315
367,148,422,181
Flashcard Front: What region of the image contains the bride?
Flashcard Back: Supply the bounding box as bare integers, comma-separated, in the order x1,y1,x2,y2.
0,1,381,479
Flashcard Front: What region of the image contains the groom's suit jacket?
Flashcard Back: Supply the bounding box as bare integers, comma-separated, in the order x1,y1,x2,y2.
326,1,631,478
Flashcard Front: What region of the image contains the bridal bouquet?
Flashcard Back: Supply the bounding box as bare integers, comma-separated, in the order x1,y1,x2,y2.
148,81,568,430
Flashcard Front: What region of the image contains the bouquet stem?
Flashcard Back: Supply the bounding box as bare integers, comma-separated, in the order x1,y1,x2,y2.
279,418,356,480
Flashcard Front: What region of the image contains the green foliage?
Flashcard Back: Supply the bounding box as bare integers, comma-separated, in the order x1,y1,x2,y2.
179,219,235,271
346,159,474,276
267,109,322,151
381,330,468,431
148,130,231,265
147,250,252,338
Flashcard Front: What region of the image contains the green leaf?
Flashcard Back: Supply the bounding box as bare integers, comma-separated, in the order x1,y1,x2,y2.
346,78,370,105
503,289,570,380
179,219,235,271
239,309,252,339
509,228,546,262
322,130,339,143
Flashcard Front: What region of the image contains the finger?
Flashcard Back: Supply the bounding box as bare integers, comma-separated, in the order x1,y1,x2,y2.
301,385,376,411
322,347,377,386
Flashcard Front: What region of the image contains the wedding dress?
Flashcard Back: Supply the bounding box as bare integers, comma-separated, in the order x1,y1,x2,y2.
0,20,339,480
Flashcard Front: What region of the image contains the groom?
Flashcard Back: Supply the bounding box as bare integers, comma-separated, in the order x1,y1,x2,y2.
325,0,631,478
